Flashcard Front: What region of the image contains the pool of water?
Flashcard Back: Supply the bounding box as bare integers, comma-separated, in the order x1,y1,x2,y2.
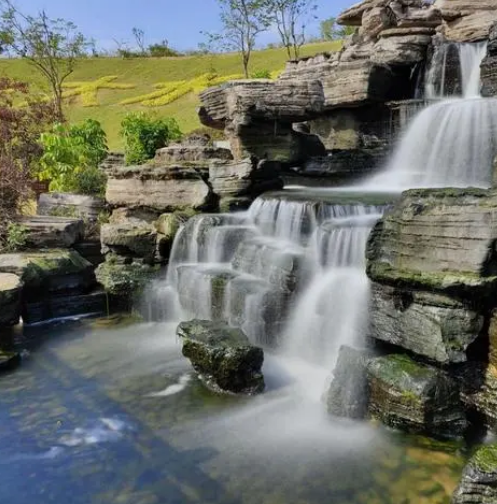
0,318,467,504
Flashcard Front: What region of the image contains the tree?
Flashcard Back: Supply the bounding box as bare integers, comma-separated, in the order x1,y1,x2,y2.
205,0,270,78
320,16,355,41
0,78,55,229
132,27,145,54
0,1,92,120
262,0,317,60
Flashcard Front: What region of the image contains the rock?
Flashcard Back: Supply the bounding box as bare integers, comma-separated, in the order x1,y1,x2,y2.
278,52,340,83
372,34,432,65
108,207,159,224
177,319,265,395
105,164,216,213
0,273,22,326
452,444,497,504
199,80,325,127
37,192,107,221
370,283,484,363
327,346,370,419
154,144,233,164
19,216,84,249
443,11,497,43
0,351,21,372
367,354,467,438
95,260,158,298
155,211,196,259
0,250,95,298
100,221,157,262
337,0,390,27
481,24,497,97
362,7,395,40
23,289,108,325
366,189,497,302
72,241,105,266
99,152,125,172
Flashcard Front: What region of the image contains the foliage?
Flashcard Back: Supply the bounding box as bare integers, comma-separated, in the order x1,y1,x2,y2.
38,118,108,196
0,0,92,119
205,0,271,78
121,112,182,165
63,75,135,107
251,69,271,78
1,222,29,252
132,27,146,54
0,77,55,227
262,0,317,60
148,40,180,58
320,17,355,41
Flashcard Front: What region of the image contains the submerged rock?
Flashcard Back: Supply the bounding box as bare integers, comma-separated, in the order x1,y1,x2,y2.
327,346,370,419
0,273,22,326
367,354,467,439
452,444,497,504
177,319,265,395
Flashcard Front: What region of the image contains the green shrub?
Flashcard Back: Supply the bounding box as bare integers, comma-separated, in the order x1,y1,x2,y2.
121,112,182,165
38,119,108,196
1,223,29,252
251,69,271,79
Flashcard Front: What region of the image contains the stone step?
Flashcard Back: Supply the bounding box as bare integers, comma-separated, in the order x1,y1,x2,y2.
20,216,84,249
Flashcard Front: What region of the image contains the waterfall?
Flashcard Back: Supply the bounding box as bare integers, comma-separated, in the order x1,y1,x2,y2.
367,41,497,190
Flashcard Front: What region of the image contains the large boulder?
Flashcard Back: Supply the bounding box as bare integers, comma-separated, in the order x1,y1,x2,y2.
367,354,467,438
154,144,233,164
452,444,497,504
177,319,265,395
0,250,95,298
105,164,216,213
19,216,84,249
327,346,370,419
100,221,157,262
370,283,484,363
0,273,22,326
481,23,497,97
37,192,107,221
367,189,497,302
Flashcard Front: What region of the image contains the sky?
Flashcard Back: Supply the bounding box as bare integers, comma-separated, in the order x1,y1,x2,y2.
12,0,353,52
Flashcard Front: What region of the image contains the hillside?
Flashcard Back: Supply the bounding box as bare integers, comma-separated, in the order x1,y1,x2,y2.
0,41,341,150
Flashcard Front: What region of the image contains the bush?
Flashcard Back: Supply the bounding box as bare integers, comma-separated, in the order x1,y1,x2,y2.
121,112,182,165
251,69,272,79
1,223,29,252
148,41,181,58
38,118,108,196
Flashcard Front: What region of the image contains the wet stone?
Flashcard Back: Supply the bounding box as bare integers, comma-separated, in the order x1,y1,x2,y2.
177,319,265,395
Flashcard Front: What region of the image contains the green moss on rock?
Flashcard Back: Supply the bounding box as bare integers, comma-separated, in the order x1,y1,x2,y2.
95,261,159,297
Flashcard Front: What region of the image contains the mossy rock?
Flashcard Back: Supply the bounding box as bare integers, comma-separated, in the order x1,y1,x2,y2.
0,351,21,372
0,273,22,326
177,319,265,395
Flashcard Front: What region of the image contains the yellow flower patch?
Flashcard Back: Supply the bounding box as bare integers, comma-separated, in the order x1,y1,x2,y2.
62,76,136,107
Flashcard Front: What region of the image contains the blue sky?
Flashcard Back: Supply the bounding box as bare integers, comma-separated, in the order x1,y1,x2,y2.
12,0,352,52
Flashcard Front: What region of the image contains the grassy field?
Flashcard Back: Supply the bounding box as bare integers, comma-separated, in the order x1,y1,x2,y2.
0,41,341,150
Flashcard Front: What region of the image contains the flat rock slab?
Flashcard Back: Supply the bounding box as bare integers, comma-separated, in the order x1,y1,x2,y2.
367,354,467,439
37,192,107,221
101,221,157,260
0,273,22,326
0,250,95,297
177,319,265,395
20,216,84,249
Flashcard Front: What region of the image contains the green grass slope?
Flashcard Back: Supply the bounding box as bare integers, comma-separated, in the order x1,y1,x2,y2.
0,41,341,150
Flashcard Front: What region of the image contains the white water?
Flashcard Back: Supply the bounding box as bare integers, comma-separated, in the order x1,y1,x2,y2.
367,41,497,190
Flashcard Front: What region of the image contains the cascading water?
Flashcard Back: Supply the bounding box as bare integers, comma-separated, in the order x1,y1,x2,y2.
367,41,497,190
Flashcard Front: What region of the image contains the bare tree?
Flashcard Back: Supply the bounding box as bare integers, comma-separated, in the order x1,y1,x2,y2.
132,27,145,54
263,0,317,60
204,0,270,78
0,0,92,120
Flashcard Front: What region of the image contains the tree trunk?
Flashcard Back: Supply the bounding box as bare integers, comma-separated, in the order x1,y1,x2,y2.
242,52,249,78
52,83,64,122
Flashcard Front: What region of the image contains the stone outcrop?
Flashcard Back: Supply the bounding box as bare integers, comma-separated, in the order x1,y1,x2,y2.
0,351,21,372
177,319,265,395
367,189,497,302
106,164,216,213
19,216,85,249
452,444,497,504
367,354,467,438
370,283,484,363
37,192,107,221
0,273,22,326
